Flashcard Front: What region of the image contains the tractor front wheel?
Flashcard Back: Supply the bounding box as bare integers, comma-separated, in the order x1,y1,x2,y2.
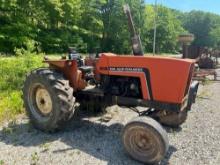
122,117,169,164
23,68,75,132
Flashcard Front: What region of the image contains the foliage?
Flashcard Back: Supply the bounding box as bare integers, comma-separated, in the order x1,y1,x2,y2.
210,27,220,48
0,55,44,122
0,1,219,54
143,5,185,53
2,1,219,55
182,11,220,47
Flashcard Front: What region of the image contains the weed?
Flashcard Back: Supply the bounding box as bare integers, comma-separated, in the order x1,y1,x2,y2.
197,88,213,99
76,150,81,155
31,152,39,165
2,127,14,135
2,120,17,135
0,160,4,165
40,142,50,152
201,78,213,85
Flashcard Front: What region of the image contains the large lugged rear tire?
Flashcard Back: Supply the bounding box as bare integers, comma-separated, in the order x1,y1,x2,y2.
22,68,75,132
122,117,169,164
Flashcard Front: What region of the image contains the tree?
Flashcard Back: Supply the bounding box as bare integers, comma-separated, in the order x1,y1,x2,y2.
100,0,145,54
143,5,185,53
210,27,220,48
183,11,220,47
78,0,106,53
0,0,38,53
0,1,220,55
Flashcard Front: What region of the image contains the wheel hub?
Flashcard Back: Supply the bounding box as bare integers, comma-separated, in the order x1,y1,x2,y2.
137,134,151,149
134,129,153,151
35,87,52,115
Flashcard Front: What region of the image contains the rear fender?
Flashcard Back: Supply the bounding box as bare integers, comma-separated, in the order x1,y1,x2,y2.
44,58,86,90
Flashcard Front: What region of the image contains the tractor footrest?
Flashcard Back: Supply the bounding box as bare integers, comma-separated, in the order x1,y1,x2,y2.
78,86,104,97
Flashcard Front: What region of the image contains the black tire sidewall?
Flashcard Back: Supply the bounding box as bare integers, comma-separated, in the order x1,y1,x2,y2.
23,70,71,131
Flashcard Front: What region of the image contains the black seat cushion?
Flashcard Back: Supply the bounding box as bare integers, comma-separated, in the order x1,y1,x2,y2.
79,66,94,73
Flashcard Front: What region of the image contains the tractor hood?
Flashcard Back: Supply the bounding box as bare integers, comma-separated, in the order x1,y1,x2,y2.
96,53,195,104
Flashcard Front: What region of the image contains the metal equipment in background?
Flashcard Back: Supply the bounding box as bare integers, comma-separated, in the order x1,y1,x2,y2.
179,34,218,69
178,34,195,59
179,34,219,81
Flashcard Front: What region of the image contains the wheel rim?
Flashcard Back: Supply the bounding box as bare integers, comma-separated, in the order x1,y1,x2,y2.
133,129,153,151
28,83,53,117
123,125,163,163
35,87,52,115
129,126,157,157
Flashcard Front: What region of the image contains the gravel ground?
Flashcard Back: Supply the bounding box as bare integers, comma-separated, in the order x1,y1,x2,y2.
0,70,220,165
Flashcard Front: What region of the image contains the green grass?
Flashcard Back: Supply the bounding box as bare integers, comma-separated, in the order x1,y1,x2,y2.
0,54,45,123
0,53,89,123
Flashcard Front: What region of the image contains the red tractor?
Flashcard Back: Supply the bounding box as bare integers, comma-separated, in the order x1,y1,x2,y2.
22,5,199,164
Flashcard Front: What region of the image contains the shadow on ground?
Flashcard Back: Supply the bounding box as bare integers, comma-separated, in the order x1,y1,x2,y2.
0,110,177,165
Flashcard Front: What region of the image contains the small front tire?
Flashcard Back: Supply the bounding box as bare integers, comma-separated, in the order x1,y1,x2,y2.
122,116,169,164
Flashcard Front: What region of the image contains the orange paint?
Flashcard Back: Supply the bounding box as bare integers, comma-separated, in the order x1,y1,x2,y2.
44,59,87,90
96,53,195,104
44,53,195,105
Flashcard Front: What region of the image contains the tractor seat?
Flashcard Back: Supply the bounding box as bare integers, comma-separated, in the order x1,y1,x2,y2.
79,66,94,74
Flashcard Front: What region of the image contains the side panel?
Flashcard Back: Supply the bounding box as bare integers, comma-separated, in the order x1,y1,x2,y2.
96,53,194,104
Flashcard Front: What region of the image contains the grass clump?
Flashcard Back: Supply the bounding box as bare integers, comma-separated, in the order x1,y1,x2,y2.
0,54,45,123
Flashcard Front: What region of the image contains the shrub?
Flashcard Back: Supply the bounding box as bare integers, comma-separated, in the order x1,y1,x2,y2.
0,55,45,122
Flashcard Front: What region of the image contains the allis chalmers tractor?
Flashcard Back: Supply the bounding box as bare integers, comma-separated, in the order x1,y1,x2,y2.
22,5,199,164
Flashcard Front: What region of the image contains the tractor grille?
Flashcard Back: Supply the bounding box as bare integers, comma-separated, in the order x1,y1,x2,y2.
184,64,195,96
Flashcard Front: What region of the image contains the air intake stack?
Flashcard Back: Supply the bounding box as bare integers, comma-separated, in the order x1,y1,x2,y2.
123,4,144,56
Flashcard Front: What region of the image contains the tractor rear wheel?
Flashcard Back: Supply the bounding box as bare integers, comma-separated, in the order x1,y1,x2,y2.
23,68,75,132
122,117,169,164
